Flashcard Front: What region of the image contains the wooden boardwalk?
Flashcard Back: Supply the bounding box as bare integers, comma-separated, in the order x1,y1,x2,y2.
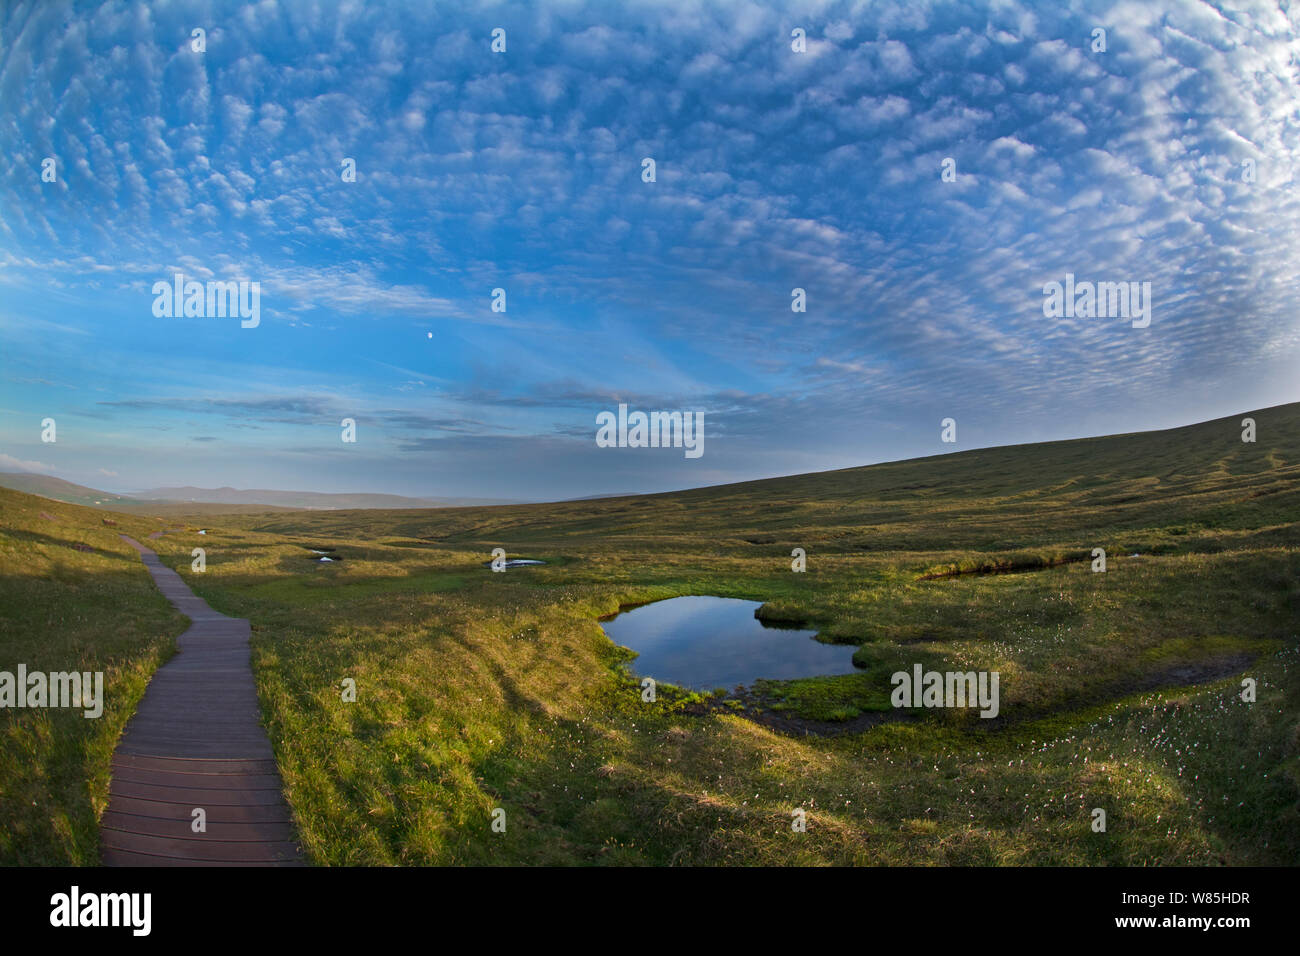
101,536,303,865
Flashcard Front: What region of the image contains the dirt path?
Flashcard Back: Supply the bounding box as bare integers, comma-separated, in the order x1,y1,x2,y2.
101,536,303,865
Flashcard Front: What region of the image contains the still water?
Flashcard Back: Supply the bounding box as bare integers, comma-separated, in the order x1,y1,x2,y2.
599,595,858,691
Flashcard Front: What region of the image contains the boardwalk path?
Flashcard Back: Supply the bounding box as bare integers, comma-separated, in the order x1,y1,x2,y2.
101,535,303,865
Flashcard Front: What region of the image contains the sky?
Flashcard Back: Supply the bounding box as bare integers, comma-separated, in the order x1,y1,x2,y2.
1,0,1298,502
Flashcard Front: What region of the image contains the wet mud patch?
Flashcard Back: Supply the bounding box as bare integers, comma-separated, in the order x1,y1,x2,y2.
976,650,1263,732
919,554,1084,580
1130,652,1255,693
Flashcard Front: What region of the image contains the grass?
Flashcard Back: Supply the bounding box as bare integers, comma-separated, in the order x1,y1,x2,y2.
0,491,185,865
2,401,1298,865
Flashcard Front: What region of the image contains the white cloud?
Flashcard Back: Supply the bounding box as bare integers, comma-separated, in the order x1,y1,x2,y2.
0,453,53,473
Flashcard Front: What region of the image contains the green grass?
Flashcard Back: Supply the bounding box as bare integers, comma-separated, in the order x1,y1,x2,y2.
0,491,185,865
3,401,1299,864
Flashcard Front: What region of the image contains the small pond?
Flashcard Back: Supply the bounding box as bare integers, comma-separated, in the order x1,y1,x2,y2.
599,595,858,691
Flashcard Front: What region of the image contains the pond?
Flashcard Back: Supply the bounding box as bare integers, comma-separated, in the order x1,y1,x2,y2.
599,595,858,691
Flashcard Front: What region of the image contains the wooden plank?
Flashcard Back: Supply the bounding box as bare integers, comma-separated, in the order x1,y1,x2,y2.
119,712,265,724
112,754,281,775
101,811,297,843
116,743,277,760
110,767,285,790
105,795,297,824
101,848,299,867
117,734,271,748
120,718,269,733
120,697,262,711
100,829,302,863
111,779,288,807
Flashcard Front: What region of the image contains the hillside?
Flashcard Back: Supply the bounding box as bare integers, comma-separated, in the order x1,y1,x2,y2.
0,472,137,508
235,401,1300,555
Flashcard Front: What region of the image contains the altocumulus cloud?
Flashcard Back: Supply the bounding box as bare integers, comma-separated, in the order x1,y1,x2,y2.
0,0,1297,499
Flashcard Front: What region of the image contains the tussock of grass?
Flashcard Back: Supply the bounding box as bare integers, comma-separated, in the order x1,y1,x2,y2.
918,549,1080,579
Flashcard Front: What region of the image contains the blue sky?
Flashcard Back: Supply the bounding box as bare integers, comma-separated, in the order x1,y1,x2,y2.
1,0,1298,501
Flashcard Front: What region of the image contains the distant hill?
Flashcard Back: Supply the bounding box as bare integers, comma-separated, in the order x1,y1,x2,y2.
0,473,514,513
136,486,515,510
0,472,306,514
0,472,138,507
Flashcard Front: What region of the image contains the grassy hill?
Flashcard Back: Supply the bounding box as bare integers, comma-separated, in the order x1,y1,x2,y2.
237,401,1300,550
3,402,1298,865
0,472,138,508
